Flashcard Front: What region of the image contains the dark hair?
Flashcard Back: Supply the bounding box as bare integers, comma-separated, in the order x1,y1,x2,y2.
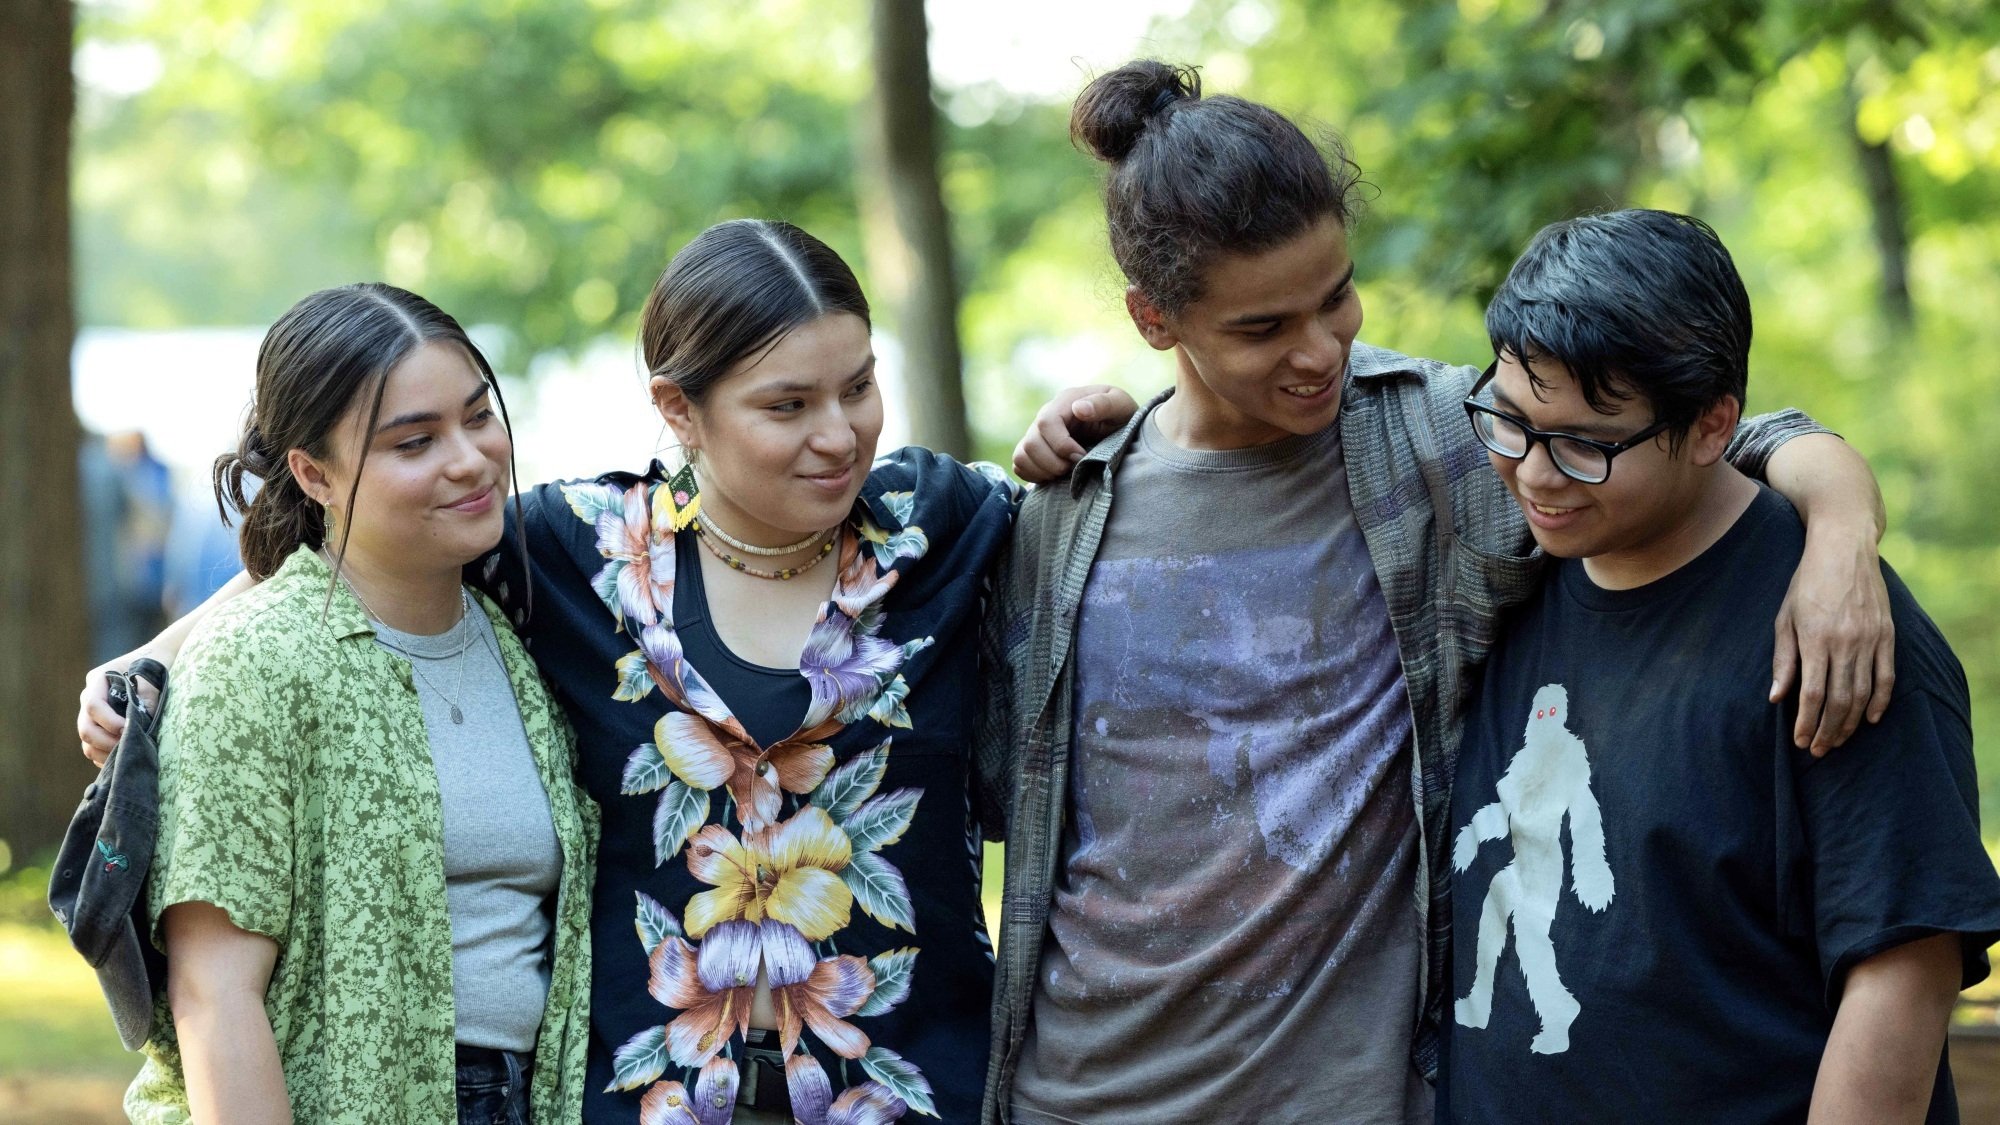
1071,60,1365,315
1485,209,1752,449
216,282,523,582
639,219,870,404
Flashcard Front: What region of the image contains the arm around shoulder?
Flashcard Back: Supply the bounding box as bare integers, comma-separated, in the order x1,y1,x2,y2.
152,611,309,948
1728,418,1895,755
78,569,257,764
972,543,1020,842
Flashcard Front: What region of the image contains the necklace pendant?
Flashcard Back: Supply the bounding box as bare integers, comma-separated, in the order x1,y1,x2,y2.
450,704,465,725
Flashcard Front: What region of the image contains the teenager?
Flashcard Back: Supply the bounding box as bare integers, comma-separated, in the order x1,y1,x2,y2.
1443,209,2000,1124
126,284,595,1124
979,61,1895,1125
82,222,1129,1124
481,219,1024,1124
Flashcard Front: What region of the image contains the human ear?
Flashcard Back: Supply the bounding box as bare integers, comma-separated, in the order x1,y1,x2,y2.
650,376,701,452
287,448,338,508
1688,395,1744,467
1125,287,1180,352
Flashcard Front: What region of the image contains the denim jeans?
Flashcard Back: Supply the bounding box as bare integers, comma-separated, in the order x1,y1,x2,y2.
456,1044,532,1125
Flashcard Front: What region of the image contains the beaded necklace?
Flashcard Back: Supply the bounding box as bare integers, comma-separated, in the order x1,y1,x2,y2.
694,524,837,580
694,513,831,558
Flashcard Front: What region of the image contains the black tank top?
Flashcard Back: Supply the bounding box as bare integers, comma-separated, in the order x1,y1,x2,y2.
671,532,813,748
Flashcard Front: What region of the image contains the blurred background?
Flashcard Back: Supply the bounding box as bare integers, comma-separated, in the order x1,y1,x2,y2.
3,0,1998,1119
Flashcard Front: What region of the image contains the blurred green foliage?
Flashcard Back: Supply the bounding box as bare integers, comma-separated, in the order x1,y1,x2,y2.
80,0,869,354
0,861,53,927
0,865,131,1090
1184,0,2000,823
73,0,2000,821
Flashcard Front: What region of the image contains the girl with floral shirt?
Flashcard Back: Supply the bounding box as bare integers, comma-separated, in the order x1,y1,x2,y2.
85,223,1118,1124
475,219,1025,1124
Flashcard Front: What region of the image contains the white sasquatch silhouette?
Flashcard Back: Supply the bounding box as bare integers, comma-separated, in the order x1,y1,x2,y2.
1453,683,1614,1054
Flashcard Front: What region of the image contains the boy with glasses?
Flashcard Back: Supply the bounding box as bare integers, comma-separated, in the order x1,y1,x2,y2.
1444,209,2000,1123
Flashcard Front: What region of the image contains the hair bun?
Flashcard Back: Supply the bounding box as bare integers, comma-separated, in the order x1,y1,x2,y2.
1071,60,1201,163
238,423,280,476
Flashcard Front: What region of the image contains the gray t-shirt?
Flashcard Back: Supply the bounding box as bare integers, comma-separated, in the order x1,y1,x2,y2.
1011,414,1429,1125
372,600,561,1053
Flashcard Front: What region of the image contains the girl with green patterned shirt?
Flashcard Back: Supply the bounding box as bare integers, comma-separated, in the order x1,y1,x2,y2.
82,234,1128,1124
124,284,596,1124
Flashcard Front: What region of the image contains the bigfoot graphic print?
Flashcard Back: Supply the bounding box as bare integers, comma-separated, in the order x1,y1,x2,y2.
1445,488,2000,1125
1452,683,1613,1056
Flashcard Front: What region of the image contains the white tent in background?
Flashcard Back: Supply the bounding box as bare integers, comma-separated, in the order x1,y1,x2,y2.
72,327,911,488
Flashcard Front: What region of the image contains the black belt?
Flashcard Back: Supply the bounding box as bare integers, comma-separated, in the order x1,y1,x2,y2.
738,1029,792,1114
455,1043,530,1069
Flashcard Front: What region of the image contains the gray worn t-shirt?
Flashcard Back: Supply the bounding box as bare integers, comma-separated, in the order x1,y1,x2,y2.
1010,414,1429,1125
373,601,561,1053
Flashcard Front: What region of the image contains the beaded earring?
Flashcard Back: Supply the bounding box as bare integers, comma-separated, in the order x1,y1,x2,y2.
661,451,701,532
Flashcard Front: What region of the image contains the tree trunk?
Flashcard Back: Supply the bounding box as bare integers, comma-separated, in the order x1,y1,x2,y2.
858,0,970,459
1844,74,1916,334
0,0,92,861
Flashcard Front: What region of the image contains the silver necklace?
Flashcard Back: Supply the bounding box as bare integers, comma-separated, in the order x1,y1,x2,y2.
327,552,476,724
378,595,477,724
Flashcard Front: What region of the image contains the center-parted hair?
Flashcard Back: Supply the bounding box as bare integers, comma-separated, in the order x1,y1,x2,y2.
1071,60,1365,315
1485,209,1753,447
639,219,870,405
216,282,519,581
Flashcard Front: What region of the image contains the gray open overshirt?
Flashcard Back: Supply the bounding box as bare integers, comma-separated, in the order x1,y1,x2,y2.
974,342,1825,1124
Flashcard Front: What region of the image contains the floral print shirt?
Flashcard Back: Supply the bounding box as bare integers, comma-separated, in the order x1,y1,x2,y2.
127,546,597,1125
483,448,1017,1124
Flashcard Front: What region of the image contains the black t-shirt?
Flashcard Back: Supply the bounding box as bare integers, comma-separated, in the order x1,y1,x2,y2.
1443,487,2000,1124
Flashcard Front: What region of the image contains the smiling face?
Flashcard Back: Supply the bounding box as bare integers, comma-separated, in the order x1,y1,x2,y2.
657,312,881,546
1486,351,1738,575
299,339,511,576
1135,216,1361,450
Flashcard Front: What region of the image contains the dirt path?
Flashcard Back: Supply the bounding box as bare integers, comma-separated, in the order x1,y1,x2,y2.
1955,1030,2000,1123
4,1035,1997,1122
0,1074,127,1124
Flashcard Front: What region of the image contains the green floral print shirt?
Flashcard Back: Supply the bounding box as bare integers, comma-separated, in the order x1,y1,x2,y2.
125,546,597,1125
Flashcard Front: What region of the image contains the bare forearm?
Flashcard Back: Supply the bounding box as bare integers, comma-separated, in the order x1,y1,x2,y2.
1759,432,1897,752
80,569,257,763
1808,935,1960,1125
1810,1017,1942,1125
1765,433,1886,545
156,569,256,660
174,993,293,1124
163,902,288,1123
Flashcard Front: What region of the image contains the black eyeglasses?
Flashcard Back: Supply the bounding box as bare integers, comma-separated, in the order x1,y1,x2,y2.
1461,361,1670,485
